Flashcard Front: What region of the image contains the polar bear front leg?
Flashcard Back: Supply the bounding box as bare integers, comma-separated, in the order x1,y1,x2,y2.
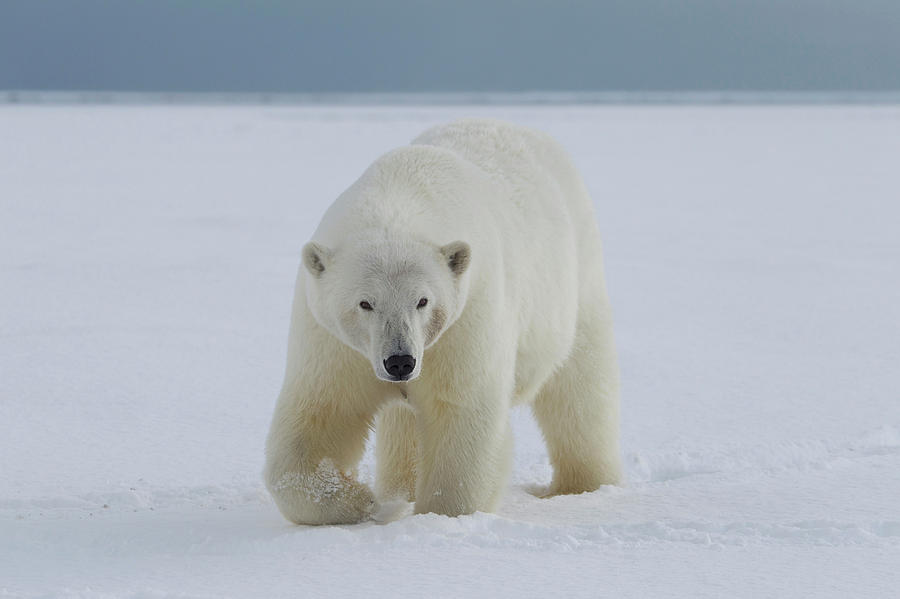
375,402,418,502
412,394,512,517
265,392,376,525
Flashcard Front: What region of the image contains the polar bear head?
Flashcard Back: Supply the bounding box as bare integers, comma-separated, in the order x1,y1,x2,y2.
301,238,471,382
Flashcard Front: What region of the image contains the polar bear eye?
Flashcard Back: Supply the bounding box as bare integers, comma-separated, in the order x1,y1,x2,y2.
417,298,428,309
359,301,373,311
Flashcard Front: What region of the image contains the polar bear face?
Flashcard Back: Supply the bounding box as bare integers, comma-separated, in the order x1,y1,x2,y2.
301,238,471,382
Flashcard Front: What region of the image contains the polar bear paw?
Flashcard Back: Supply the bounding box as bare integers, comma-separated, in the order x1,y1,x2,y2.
270,459,375,525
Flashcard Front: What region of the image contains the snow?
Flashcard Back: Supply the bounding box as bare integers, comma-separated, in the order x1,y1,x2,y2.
1,103,899,598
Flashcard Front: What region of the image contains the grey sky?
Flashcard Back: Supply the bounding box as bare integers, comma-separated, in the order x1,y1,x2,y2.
2,0,899,92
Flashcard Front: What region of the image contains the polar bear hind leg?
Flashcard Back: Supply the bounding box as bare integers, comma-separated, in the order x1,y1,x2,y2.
531,304,622,495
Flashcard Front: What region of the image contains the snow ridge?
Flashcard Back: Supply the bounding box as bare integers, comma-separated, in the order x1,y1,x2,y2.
628,425,900,483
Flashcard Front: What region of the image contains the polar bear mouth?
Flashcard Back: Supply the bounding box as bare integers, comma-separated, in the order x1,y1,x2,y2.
376,371,419,383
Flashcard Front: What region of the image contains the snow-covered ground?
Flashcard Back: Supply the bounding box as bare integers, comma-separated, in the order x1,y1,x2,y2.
1,104,899,598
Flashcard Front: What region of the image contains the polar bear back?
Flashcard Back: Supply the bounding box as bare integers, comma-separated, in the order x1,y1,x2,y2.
413,119,603,283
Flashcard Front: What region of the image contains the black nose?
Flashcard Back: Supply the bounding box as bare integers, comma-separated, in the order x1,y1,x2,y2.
384,354,416,379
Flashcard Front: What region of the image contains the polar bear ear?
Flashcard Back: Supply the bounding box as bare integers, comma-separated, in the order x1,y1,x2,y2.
440,241,471,277
302,242,333,278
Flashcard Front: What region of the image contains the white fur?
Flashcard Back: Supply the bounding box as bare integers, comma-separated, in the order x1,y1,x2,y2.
265,119,621,525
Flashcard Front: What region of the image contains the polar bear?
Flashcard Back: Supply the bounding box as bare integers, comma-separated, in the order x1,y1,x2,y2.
265,119,621,525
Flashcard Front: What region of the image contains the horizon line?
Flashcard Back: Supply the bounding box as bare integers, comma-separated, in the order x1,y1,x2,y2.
3,90,900,106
